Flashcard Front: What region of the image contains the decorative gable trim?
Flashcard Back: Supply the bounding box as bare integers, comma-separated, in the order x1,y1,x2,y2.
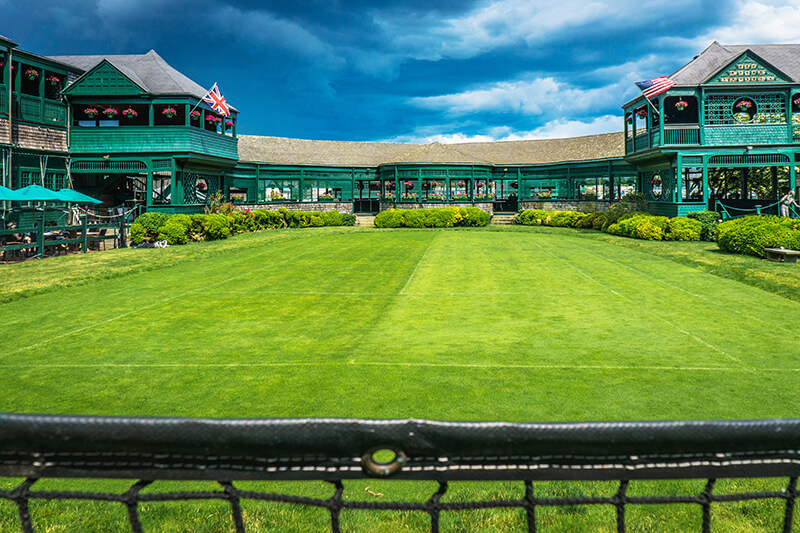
704,50,791,85
62,59,146,96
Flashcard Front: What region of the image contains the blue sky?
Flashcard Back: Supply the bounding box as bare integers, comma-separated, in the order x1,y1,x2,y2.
3,0,800,143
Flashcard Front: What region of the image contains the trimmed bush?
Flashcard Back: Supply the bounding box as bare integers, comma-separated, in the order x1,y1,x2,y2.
717,215,800,257
374,207,491,228
687,210,721,241
204,214,231,240
666,217,702,241
130,212,170,243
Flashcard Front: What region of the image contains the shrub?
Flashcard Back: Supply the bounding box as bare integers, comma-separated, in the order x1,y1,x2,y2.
717,215,800,257
158,218,190,245
666,217,701,241
131,212,170,243
607,214,668,240
549,211,586,228
687,210,721,241
374,208,490,228
204,213,231,240
252,209,285,229
341,213,357,226
129,223,146,244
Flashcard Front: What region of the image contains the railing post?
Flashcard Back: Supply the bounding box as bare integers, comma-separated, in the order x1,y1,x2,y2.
118,212,127,249
81,214,88,253
37,208,45,258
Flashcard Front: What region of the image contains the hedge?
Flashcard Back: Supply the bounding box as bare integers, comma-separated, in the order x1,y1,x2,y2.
374,207,491,228
716,215,800,257
131,208,356,245
514,209,702,241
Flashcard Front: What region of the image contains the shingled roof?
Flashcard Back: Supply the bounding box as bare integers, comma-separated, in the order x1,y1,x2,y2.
0,34,18,47
49,51,234,109
238,131,624,167
670,41,800,86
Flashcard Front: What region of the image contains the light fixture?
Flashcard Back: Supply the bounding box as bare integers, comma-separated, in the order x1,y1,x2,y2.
102,155,110,160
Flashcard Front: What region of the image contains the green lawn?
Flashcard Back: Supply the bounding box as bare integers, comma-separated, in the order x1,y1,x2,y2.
1,226,799,531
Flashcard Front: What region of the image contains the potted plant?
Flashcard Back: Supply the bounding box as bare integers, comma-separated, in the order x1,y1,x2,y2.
25,69,39,81
84,107,99,118
625,114,632,124
270,190,285,201
427,193,445,201
162,107,177,118
452,192,469,201
429,181,441,188
225,120,234,130
102,107,118,119
122,108,138,119
635,109,647,119
401,192,418,201
455,181,466,188
380,192,395,200
402,180,415,189
205,115,221,125
736,99,753,111
675,100,688,111
190,110,201,121
319,194,335,201
45,75,60,86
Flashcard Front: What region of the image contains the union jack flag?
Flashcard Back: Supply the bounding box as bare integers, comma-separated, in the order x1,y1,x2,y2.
202,83,231,117
635,76,675,99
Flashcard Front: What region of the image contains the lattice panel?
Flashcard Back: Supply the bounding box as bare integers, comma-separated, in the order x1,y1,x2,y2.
705,94,786,125
184,173,221,205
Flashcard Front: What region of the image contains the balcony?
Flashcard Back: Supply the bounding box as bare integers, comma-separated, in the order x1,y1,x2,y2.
11,94,67,127
70,126,238,161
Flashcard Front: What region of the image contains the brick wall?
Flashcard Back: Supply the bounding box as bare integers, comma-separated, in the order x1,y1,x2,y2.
12,123,67,152
232,202,353,214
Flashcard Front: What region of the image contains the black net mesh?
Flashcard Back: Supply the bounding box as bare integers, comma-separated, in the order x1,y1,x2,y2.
1,414,799,532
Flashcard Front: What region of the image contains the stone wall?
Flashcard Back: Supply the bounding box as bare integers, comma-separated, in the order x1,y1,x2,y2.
519,200,610,213
232,202,353,214
13,123,67,152
379,202,494,215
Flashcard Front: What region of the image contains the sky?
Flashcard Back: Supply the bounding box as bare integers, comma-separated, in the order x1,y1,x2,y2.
3,0,800,143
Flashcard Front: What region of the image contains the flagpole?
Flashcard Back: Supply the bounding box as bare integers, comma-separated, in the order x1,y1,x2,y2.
189,83,216,116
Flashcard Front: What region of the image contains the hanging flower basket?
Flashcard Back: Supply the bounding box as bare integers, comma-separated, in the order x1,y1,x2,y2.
429,181,441,187
455,181,466,187
161,107,177,118
625,114,632,124
225,120,234,130
102,107,118,119
84,107,99,118
675,100,688,111
122,108,138,119
205,115,222,124
189,110,201,121
196,179,208,192
635,109,647,119
402,181,415,189
651,177,662,185
736,99,753,111
384,181,395,188
25,69,39,81
45,75,60,86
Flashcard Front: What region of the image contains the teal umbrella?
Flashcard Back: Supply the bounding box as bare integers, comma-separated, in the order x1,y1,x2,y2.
58,188,102,205
15,184,69,202
0,185,23,201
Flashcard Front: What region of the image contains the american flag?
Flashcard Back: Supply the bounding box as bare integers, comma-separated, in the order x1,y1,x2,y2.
635,76,675,99
202,83,231,117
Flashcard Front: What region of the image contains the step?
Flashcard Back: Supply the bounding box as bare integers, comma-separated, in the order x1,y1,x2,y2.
356,215,375,227
491,214,517,225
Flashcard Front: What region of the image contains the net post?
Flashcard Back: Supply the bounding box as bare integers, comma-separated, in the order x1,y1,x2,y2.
783,477,798,533
614,480,629,533
524,480,537,533
700,479,716,533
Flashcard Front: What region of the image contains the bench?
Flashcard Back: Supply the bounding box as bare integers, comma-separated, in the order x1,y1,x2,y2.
764,247,800,263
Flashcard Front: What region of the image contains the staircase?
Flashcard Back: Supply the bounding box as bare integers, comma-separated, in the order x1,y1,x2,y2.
491,214,516,225
356,215,375,227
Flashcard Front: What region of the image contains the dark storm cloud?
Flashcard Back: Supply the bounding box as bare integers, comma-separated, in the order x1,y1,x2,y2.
2,0,796,142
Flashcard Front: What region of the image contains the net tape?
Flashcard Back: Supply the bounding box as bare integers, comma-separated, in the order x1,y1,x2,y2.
1,414,799,532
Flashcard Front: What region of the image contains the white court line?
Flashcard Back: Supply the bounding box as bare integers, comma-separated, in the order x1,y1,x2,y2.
399,237,434,295
0,361,795,371
527,238,745,365
579,246,797,336
3,245,322,357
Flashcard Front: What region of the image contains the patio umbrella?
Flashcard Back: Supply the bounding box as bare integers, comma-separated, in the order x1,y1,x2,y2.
0,185,23,201
58,188,102,205
15,184,70,202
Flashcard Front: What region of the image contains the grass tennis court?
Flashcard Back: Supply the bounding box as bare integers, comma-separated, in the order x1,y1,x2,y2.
1,226,799,531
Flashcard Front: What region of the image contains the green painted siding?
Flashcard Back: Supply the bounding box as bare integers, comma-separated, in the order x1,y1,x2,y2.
65,61,143,96
706,52,790,85
70,126,238,161
704,124,790,145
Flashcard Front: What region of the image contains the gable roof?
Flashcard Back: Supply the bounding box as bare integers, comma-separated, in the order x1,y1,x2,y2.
670,41,800,86
0,34,18,48
238,131,625,168
49,50,237,110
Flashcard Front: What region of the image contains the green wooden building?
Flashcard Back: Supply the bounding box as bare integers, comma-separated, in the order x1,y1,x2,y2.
4,35,800,219
624,42,800,217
